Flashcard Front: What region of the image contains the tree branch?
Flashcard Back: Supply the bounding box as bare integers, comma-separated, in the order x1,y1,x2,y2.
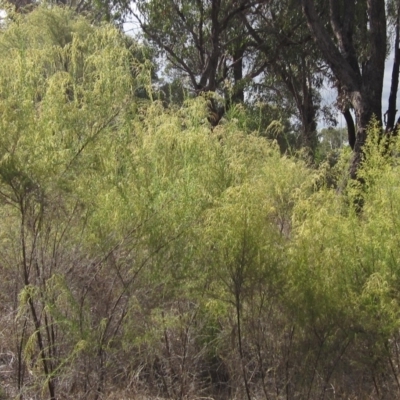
300,0,361,93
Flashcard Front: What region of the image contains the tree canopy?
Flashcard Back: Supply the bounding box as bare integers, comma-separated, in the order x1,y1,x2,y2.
128,0,399,170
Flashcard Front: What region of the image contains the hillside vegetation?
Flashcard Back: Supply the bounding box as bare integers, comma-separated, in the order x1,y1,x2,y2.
1,7,400,400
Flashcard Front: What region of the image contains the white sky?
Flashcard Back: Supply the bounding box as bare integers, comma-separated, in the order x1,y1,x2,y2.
382,50,398,113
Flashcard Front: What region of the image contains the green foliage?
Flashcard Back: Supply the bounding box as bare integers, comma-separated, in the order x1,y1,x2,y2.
317,127,348,156
0,6,144,397
288,123,400,381
3,5,400,399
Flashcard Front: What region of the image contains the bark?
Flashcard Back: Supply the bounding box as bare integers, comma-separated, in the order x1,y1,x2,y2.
199,0,221,92
302,95,318,155
301,0,386,178
7,0,35,11
300,57,318,155
343,108,356,150
232,47,245,104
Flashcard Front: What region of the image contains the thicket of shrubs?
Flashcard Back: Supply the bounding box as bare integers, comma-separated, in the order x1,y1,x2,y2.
1,7,400,400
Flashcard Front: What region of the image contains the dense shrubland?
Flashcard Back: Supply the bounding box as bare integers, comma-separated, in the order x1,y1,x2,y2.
1,7,400,400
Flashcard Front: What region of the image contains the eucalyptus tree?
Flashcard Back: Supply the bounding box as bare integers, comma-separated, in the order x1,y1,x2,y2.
300,0,387,178
132,0,329,157
131,0,263,124
6,0,131,23
242,0,326,157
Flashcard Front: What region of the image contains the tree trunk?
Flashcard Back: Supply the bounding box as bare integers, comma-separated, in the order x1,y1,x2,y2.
349,93,382,179
232,47,245,104
300,66,318,157
7,0,34,11
343,108,356,150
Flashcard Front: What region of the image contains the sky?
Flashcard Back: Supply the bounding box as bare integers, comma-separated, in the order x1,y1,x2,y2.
383,50,397,114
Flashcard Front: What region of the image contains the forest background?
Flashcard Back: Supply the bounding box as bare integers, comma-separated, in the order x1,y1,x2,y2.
2,1,400,400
